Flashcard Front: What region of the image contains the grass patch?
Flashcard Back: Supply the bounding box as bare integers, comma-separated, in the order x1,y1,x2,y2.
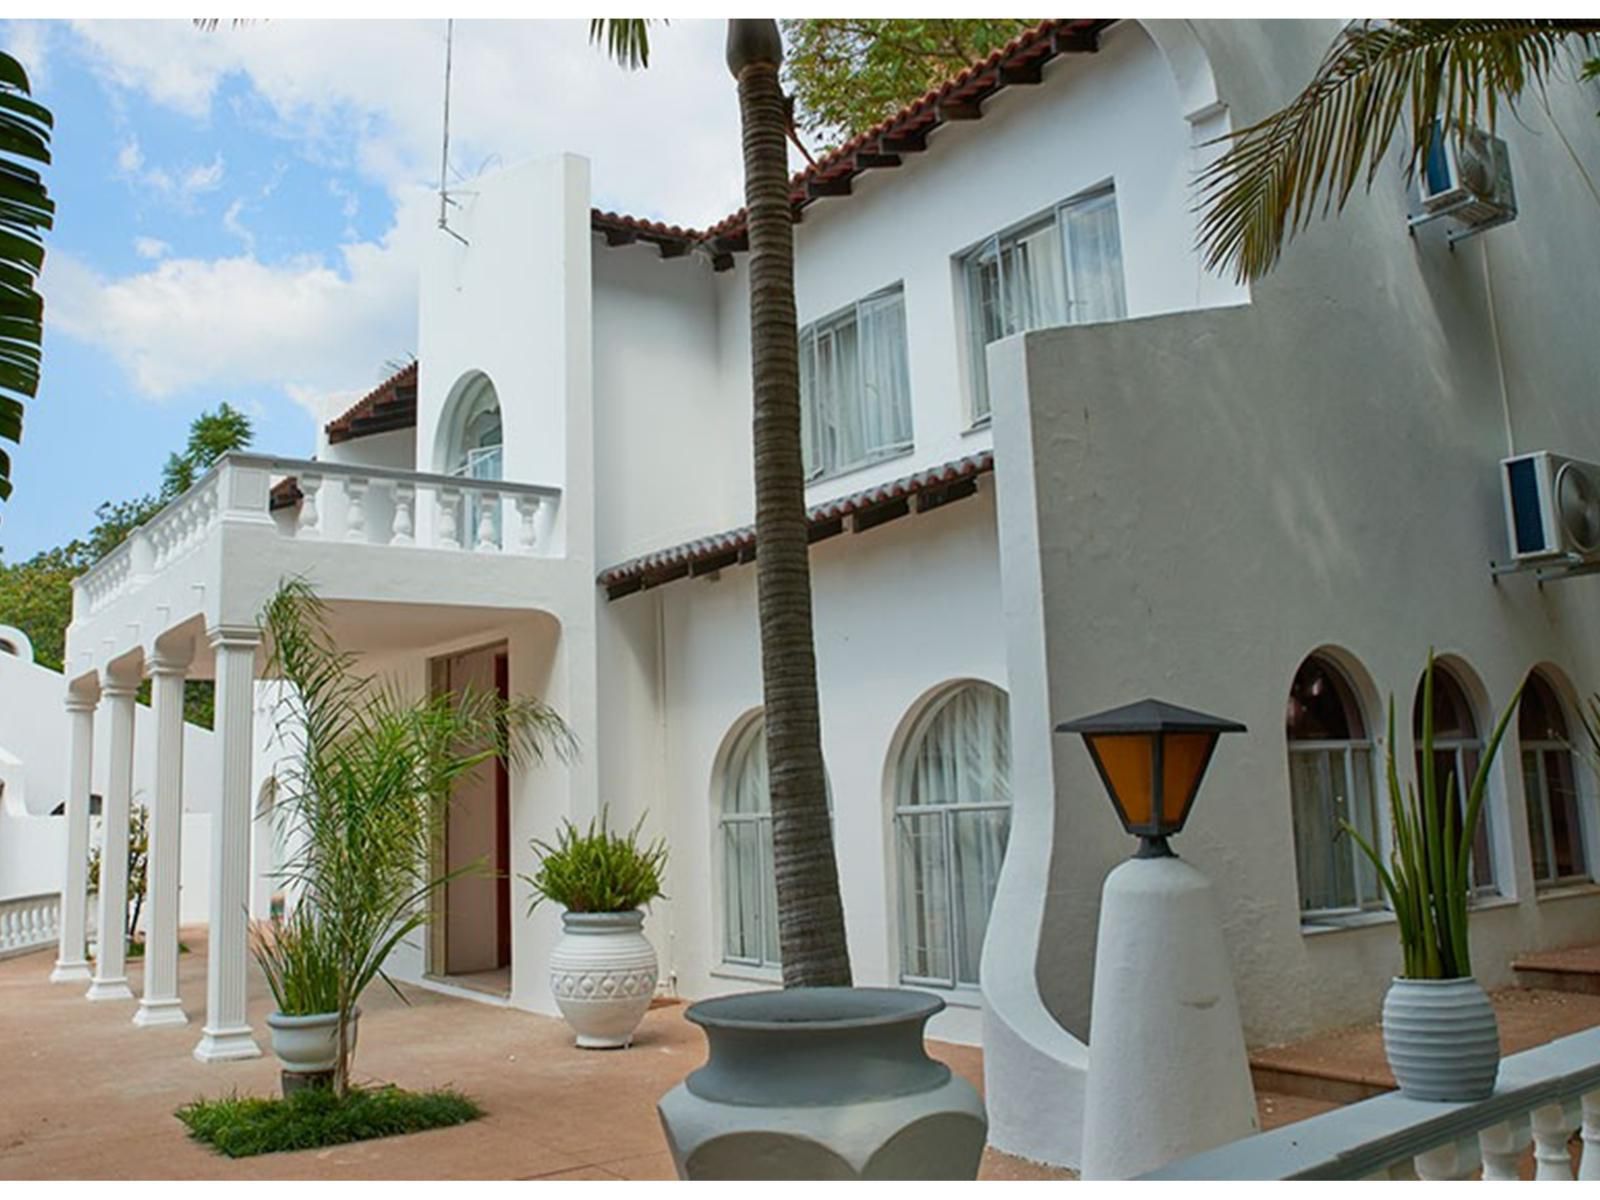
175,1085,482,1158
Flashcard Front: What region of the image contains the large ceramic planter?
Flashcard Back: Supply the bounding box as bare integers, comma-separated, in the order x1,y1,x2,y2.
657,987,987,1180
265,1007,360,1092
549,909,658,1049
1382,976,1500,1101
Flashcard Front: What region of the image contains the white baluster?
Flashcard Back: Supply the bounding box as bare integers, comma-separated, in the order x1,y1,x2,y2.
515,495,541,554
297,474,322,539
1580,1091,1600,1182
390,483,415,546
1532,1102,1575,1181
475,489,500,552
1413,1136,1477,1181
437,488,462,550
344,477,369,542
1479,1117,1527,1180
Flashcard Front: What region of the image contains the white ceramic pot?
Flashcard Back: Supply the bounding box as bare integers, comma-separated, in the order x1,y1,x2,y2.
265,1007,361,1075
549,909,658,1049
657,988,987,1179
1382,976,1499,1101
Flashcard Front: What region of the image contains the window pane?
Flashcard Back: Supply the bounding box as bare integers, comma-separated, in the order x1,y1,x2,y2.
966,242,1004,420
799,328,822,479
722,821,763,962
1349,747,1381,905
950,808,1010,986
726,725,768,815
1290,750,1337,911
856,289,914,460
1062,192,1126,324
1544,747,1587,879
760,816,780,967
1002,218,1067,334
1524,749,1552,882
897,812,952,983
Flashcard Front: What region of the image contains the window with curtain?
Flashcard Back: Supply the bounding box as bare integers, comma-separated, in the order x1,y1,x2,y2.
719,719,780,970
799,284,914,481
448,374,504,547
1286,654,1381,919
1413,665,1497,894
895,683,1012,990
1519,671,1589,887
962,187,1126,421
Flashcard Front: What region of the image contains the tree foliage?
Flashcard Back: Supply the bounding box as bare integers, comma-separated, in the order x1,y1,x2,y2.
0,52,54,506
88,802,150,948
1198,19,1600,282
781,19,1036,145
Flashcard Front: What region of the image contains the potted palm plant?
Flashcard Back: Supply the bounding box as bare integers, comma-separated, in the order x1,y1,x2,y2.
522,811,666,1049
261,579,571,1097
1344,653,1522,1102
254,905,345,1095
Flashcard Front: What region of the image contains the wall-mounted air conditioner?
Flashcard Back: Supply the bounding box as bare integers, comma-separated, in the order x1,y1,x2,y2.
1501,451,1600,563
1412,121,1517,244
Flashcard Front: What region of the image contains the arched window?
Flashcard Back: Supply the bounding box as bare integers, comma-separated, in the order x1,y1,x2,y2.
895,683,1012,989
443,373,504,545
1287,654,1380,917
1413,664,1497,894
1520,671,1589,886
719,718,780,970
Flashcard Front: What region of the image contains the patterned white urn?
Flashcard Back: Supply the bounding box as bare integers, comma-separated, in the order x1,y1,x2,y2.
549,909,659,1049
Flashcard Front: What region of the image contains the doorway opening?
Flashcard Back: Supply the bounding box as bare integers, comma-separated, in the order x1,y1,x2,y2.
429,642,511,997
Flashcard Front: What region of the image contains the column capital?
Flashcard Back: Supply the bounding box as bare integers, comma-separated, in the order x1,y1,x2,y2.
146,650,192,677
100,675,141,699
207,623,261,651
63,693,98,714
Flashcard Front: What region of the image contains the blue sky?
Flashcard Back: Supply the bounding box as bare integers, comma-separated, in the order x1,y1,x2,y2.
0,18,744,561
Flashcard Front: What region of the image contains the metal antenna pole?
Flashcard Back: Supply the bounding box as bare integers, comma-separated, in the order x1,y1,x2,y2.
437,19,467,244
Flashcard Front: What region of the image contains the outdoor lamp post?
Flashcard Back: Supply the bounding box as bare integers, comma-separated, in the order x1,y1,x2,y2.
1056,698,1245,859
1064,697,1257,1179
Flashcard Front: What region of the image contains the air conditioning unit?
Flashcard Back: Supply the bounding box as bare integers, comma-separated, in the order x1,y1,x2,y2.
1501,451,1600,562
1414,121,1517,241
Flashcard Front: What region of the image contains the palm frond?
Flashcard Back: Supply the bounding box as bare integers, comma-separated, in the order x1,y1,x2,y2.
0,52,52,504
589,19,662,71
1197,19,1600,282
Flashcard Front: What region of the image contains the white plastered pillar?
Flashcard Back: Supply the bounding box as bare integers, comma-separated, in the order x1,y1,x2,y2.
135,643,192,1027
50,692,97,983
193,625,262,1062
86,674,138,1002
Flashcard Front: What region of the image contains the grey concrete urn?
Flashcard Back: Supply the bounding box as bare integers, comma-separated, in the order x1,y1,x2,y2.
657,987,987,1180
1381,977,1500,1101
265,1008,360,1092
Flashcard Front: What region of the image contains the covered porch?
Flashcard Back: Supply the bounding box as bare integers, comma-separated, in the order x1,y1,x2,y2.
52,452,592,1062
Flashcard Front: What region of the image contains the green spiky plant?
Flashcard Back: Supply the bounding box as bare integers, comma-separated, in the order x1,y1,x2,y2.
521,809,667,915
251,903,340,1017
261,578,574,1095
1342,652,1522,979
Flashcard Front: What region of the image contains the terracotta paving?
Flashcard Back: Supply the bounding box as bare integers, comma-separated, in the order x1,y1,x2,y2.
1251,985,1600,1097
0,929,1362,1181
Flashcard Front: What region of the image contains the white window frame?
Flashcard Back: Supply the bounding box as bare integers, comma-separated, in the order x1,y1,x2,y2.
959,185,1127,424
893,684,1012,993
799,283,914,483
717,719,780,972
1289,736,1384,923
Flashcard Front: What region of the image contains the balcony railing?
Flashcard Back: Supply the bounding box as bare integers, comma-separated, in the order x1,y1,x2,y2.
1142,1026,1600,1180
0,892,60,961
75,453,563,618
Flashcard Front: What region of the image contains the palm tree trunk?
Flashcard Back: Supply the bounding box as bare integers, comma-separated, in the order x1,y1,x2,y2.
730,24,852,988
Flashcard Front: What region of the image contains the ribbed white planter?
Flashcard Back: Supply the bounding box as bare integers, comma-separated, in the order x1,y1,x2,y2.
549,910,658,1049
1382,976,1500,1101
265,1008,360,1076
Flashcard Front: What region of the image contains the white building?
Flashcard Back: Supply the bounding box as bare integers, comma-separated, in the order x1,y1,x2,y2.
47,19,1600,1168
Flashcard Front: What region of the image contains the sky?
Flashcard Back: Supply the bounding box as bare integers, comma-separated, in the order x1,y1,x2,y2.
0,18,747,561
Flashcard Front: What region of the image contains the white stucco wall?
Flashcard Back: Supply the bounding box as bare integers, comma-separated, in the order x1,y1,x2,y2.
988,15,1600,1052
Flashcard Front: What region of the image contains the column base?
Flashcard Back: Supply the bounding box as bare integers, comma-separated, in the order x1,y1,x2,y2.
50,959,92,983
133,998,190,1028
193,1025,262,1062
85,976,134,1002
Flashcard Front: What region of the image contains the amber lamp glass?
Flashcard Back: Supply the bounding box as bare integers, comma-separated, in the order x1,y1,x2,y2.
1056,699,1246,857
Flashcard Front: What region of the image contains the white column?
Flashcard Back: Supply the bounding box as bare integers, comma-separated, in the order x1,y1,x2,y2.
50,694,97,983
1532,1102,1576,1181
193,626,262,1062
134,647,191,1027
86,676,137,1002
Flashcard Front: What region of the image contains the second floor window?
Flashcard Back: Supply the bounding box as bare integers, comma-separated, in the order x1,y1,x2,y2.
963,187,1126,420
799,285,914,481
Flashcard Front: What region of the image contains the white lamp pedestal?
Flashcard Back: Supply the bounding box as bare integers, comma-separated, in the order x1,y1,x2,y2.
1080,853,1258,1179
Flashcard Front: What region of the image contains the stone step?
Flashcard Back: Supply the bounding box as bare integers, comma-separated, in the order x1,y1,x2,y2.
1249,986,1600,1104
1512,943,1600,995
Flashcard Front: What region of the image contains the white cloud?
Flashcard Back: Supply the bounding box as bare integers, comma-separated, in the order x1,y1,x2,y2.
43,187,429,410
116,136,227,205
222,197,253,251
132,236,170,260
2,20,50,90
116,137,143,174
181,154,225,194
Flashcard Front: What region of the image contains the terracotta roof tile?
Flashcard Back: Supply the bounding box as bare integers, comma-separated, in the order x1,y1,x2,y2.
324,360,419,444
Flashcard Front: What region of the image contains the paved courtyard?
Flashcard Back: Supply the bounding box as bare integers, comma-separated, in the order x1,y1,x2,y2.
0,931,1069,1180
